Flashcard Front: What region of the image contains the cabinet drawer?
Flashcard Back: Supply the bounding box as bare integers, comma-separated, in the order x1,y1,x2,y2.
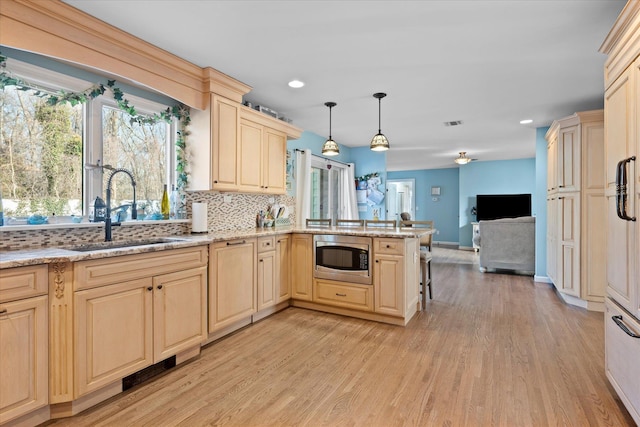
374,238,404,256
313,279,373,312
257,236,276,253
605,299,640,425
75,246,208,291
0,265,48,303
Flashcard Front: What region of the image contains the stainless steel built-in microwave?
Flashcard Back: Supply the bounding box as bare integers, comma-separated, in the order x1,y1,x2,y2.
313,234,372,285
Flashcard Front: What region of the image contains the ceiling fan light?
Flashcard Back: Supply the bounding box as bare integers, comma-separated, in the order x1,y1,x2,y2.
370,133,389,151
454,152,471,164
322,138,340,156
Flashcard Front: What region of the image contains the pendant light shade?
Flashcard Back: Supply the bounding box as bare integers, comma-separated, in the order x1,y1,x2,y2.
454,152,472,165
370,92,390,152
322,102,339,156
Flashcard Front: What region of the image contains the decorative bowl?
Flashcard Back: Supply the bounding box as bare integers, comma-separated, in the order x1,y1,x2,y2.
27,215,48,225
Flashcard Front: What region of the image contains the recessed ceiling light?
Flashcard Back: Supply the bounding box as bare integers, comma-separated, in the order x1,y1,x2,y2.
288,80,305,88
520,119,533,124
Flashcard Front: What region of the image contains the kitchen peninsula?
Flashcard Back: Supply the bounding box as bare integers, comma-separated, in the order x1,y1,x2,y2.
0,224,431,426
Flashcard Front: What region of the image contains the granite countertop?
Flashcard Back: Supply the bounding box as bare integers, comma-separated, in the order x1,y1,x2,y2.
0,226,433,269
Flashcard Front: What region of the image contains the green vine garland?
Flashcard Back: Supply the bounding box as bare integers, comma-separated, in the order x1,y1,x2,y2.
0,53,190,191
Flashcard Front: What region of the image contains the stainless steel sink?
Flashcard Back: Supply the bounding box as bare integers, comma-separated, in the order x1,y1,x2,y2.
66,238,189,252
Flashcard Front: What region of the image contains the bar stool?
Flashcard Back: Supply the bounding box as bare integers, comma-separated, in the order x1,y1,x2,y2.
364,219,396,227
335,219,364,227
420,248,432,305
306,218,331,227
400,220,434,307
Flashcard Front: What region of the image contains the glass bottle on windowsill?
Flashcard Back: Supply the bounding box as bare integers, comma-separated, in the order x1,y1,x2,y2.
161,184,170,220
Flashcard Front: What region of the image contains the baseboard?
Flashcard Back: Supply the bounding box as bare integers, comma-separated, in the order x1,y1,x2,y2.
458,245,474,251
534,275,552,283
432,241,460,249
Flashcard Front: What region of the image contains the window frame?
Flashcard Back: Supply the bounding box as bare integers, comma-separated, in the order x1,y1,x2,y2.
86,95,176,214
310,156,348,221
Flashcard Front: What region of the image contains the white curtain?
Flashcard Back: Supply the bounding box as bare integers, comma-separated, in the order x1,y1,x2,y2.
295,149,312,225
341,163,358,220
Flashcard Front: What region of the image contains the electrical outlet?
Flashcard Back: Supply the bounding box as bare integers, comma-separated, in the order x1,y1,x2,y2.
268,197,275,204
223,195,232,203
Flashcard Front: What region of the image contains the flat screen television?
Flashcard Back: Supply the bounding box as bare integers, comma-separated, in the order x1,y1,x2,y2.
476,193,531,221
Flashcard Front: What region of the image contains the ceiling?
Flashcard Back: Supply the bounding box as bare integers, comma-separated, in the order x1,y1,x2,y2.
64,0,626,171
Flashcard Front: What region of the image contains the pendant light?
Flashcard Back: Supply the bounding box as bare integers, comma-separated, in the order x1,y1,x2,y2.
322,102,339,156
454,152,472,165
370,92,390,151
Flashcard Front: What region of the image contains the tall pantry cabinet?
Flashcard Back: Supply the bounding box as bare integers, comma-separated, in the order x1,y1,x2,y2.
545,110,606,310
600,2,640,425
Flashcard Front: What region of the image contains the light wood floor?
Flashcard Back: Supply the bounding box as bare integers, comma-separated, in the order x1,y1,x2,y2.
45,247,635,427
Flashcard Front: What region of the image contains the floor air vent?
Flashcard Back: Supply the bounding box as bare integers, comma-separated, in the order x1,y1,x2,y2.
444,120,463,126
122,356,176,391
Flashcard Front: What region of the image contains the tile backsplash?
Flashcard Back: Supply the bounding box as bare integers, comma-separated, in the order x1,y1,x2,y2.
187,192,295,232
0,191,296,250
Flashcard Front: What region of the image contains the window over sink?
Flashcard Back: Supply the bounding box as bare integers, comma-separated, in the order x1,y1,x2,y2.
0,58,177,220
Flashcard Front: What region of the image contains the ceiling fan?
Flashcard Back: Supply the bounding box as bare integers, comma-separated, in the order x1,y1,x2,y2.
454,152,478,165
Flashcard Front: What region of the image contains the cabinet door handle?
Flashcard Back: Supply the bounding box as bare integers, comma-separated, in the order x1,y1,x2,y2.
157,285,163,290
147,286,153,291
612,315,640,338
616,156,636,221
259,259,263,262
226,240,246,246
375,260,379,263
214,180,218,184
335,293,347,297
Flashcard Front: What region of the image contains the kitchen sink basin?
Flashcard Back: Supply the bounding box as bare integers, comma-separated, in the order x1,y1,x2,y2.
66,238,189,252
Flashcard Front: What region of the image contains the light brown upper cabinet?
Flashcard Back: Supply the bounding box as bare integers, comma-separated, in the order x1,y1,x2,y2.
189,94,301,193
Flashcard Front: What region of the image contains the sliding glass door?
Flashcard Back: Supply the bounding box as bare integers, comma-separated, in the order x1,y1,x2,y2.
310,157,344,220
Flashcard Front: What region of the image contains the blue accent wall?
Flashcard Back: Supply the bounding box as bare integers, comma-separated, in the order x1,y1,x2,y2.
387,168,460,244
458,158,536,248
287,131,354,197
352,147,387,220
535,127,550,278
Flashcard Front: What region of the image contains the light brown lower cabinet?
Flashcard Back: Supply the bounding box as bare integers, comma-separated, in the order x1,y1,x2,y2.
276,235,291,303
257,236,277,311
313,278,374,312
74,278,153,396
74,266,207,397
291,234,313,301
0,265,49,425
72,247,208,398
209,238,257,332
373,237,420,321
0,294,48,424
